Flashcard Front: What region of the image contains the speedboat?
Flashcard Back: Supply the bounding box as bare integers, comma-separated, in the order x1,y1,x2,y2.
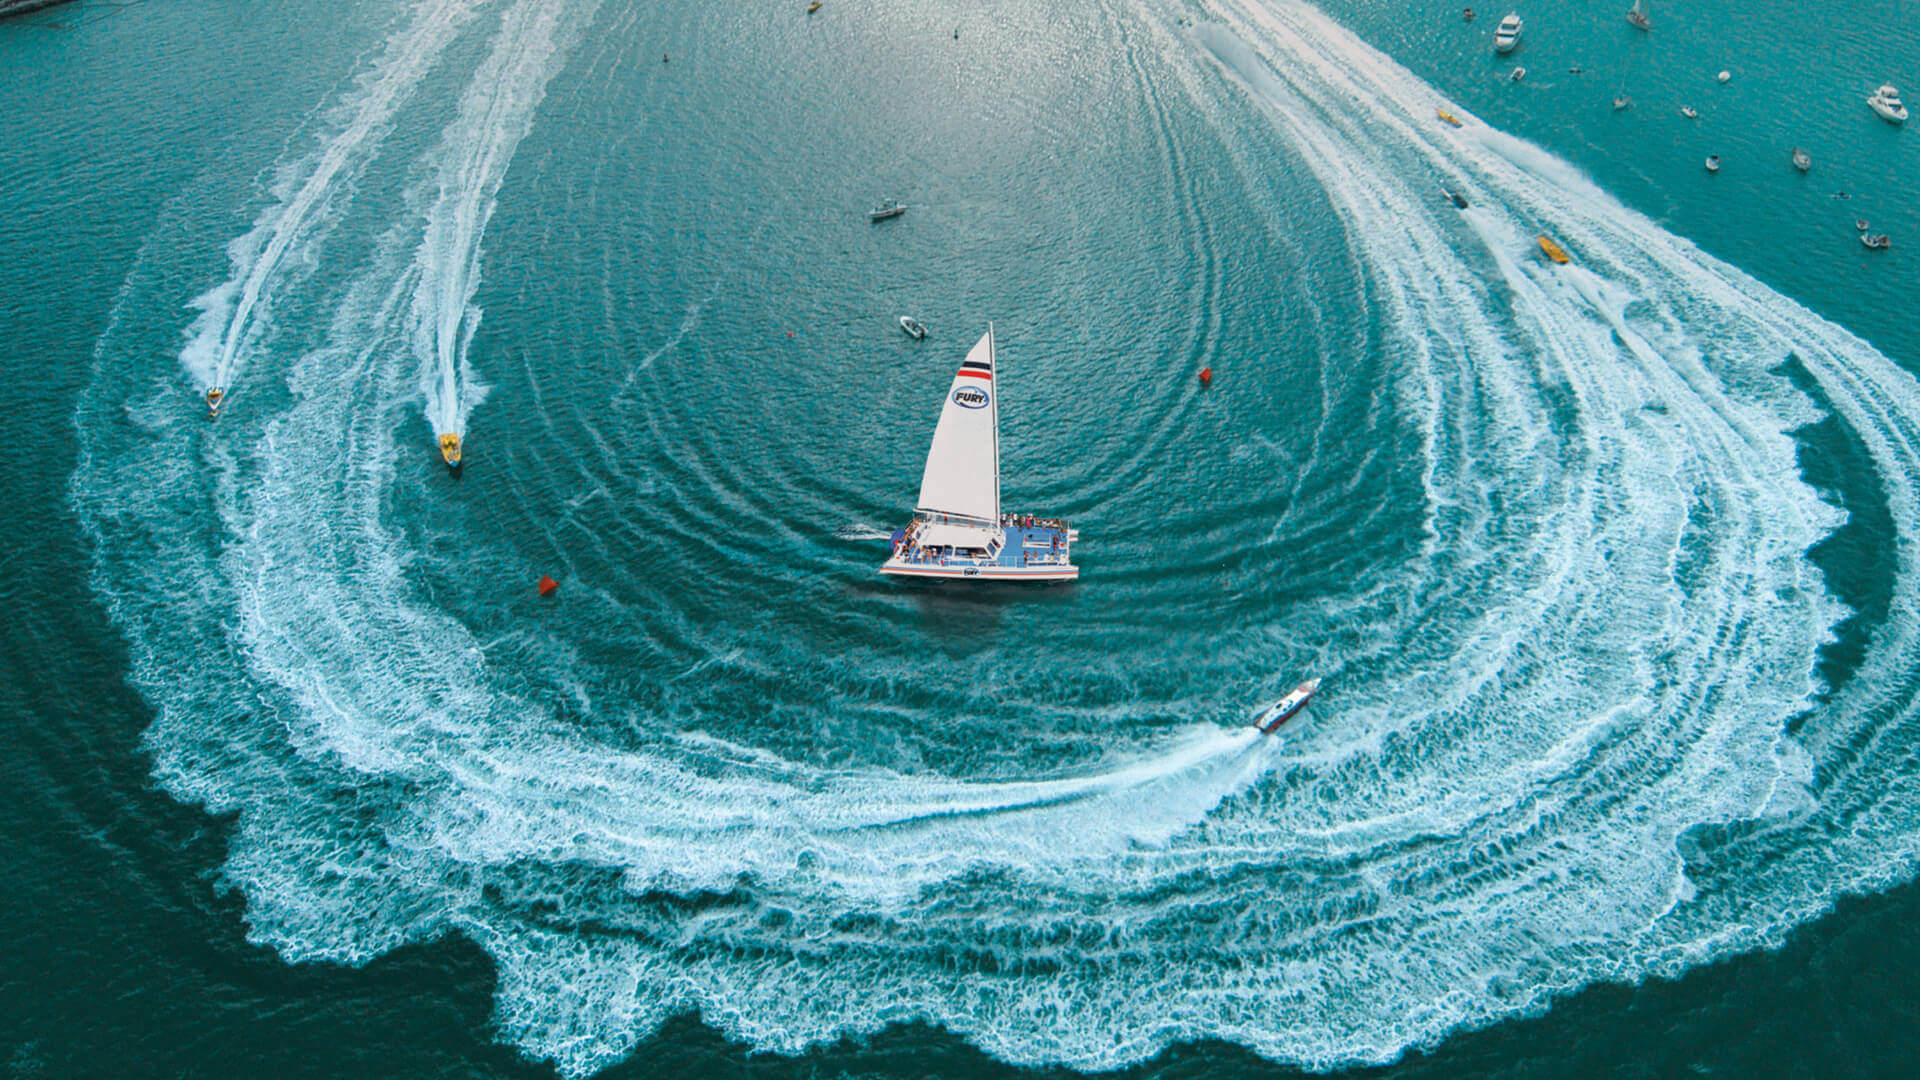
1494,13,1521,53
1705,154,1722,172
1855,218,1871,231
1510,66,1527,82
438,432,462,473
868,199,907,221
1792,147,1812,172
1613,94,1632,110
1442,185,1470,209
1717,70,1731,83
1437,108,1464,127
1680,105,1698,118
1626,0,1651,31
205,387,225,419
899,315,927,339
1868,84,1908,124
1537,234,1570,264
1861,232,1892,250
880,326,1077,582
1252,678,1323,736
807,1,821,11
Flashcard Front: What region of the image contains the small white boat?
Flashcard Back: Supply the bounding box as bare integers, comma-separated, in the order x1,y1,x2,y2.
880,326,1078,582
1626,0,1651,30
898,316,927,339
1861,232,1891,250
1792,147,1812,172
1704,154,1722,172
868,199,907,221
1613,94,1632,110
1856,218,1871,231
1494,13,1522,53
1868,84,1908,124
1510,66,1527,82
1252,678,1323,736
1680,105,1699,119
1717,70,1732,83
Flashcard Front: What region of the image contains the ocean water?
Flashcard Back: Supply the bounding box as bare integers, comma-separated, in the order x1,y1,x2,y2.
4,0,1919,1077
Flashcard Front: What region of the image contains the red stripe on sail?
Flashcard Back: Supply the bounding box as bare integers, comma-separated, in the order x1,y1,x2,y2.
956,370,992,379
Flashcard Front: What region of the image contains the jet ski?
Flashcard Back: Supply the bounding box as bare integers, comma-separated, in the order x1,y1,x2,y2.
1442,186,1470,209
1253,678,1323,736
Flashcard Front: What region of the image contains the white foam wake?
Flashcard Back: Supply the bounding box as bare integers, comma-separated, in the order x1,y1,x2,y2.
178,0,486,403
72,0,1920,1076
410,0,604,440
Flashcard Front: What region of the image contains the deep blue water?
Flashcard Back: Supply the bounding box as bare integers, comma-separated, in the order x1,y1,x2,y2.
3,0,1918,1076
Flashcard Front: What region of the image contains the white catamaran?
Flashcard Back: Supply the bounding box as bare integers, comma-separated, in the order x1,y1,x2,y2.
880,325,1078,582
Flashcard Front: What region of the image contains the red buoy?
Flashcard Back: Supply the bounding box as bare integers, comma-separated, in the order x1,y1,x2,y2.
1198,366,1213,385
537,575,559,596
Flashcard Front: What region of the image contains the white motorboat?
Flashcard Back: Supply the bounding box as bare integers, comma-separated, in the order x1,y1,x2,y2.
1704,154,1722,172
1861,232,1891,250
1868,84,1908,123
1680,105,1698,118
1717,70,1731,83
1510,66,1527,82
880,326,1078,582
898,315,927,339
1494,13,1522,53
868,198,907,221
1792,147,1812,172
1626,0,1651,30
1252,678,1323,736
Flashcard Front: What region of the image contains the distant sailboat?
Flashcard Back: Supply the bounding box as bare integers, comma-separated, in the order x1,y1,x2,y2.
880,326,1078,582
1626,0,1651,31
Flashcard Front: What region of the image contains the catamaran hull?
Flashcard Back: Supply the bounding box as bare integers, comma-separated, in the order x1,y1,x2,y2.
879,562,1078,581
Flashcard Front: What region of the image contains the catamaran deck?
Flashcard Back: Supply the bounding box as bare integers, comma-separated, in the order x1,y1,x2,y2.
882,514,1077,580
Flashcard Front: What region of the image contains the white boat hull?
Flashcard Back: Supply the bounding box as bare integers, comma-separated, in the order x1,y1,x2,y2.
879,559,1078,582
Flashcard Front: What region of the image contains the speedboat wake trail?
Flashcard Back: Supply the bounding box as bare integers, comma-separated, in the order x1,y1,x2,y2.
1181,0,1920,1068
68,0,1920,1076
408,0,605,468
177,0,486,414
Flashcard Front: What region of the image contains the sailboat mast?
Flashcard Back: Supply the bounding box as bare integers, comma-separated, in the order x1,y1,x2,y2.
988,322,1001,518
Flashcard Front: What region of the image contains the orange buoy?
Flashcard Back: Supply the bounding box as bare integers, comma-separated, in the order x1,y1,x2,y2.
537,575,559,596
1198,366,1213,385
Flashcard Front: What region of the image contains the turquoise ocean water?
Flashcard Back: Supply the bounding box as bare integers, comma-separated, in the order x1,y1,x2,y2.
3,0,1918,1076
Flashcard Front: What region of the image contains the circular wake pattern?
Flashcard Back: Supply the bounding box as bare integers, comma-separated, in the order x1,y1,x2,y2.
71,0,1920,1075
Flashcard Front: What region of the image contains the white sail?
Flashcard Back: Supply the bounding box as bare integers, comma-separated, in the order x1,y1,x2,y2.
915,327,1000,524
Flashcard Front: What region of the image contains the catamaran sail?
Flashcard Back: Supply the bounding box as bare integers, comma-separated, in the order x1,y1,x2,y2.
915,328,1000,524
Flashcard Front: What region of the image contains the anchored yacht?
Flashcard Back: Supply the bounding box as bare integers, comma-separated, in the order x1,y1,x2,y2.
880,326,1077,582
1494,13,1522,53
869,198,907,221
1868,84,1908,124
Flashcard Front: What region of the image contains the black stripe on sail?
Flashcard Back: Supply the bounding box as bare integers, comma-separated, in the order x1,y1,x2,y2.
960,361,992,371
